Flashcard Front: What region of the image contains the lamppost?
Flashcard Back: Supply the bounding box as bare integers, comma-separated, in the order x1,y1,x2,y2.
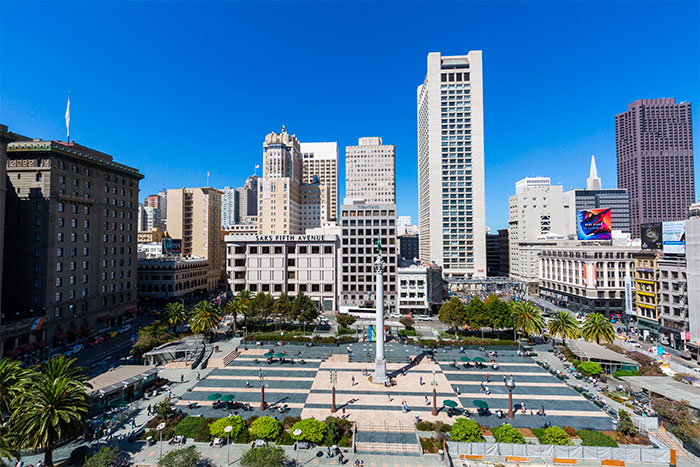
293,428,302,466
431,370,438,416
157,422,166,462
259,369,267,411
505,377,516,418
224,425,233,465
330,370,337,413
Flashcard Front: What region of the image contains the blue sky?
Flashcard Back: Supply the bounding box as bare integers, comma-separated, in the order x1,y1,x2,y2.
1,0,698,230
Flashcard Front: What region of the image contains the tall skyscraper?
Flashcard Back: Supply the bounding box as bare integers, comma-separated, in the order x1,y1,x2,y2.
166,187,224,290
0,125,9,323
564,155,631,234
221,186,239,228
345,137,396,204
616,98,695,237
417,51,486,277
236,174,258,223
258,128,303,235
301,142,338,221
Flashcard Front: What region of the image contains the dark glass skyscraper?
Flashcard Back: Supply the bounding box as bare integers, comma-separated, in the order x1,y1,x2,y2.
616,98,695,237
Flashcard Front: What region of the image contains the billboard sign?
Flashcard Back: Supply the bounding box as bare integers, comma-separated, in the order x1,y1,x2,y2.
641,222,662,250
662,221,686,255
162,238,182,255
576,208,612,240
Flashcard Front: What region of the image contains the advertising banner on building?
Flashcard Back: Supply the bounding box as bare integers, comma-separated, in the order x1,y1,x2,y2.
662,221,686,254
576,209,612,240
162,238,182,255
641,222,663,250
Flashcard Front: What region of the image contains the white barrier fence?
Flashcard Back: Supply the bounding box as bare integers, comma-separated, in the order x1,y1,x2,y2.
446,441,671,464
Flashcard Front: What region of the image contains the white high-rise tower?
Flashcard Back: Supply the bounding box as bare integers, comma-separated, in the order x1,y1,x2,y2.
586,155,602,190
417,51,486,277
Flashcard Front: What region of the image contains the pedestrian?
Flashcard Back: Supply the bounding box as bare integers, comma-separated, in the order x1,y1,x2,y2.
196,371,201,381
180,374,184,383
338,451,345,464
521,401,526,412
131,418,136,429
455,386,460,396
351,376,355,386
425,395,429,405
342,407,346,416
387,392,391,402
486,373,490,383
486,386,490,395
106,427,112,440
419,376,423,386
541,405,545,416
167,390,172,399
326,446,332,458
147,404,152,415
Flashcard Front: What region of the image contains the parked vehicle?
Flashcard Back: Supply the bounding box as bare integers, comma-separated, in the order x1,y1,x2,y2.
90,336,105,347
417,315,431,321
71,344,85,354
118,324,132,334
389,313,402,319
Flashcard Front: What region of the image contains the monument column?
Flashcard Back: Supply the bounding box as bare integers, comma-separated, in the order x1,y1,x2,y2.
374,249,387,383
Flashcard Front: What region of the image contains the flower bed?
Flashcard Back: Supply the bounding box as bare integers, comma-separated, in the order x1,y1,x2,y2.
418,338,517,348
243,333,355,345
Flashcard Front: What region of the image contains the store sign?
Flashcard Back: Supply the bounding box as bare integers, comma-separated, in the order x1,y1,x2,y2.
254,235,325,242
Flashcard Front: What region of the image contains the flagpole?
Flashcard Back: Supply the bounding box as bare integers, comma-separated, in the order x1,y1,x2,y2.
66,91,71,143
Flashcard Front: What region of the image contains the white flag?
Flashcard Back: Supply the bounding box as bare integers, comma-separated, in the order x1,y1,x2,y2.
65,93,71,141
255,164,260,169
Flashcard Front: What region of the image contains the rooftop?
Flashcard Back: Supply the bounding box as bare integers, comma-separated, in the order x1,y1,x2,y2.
567,339,637,365
621,376,700,411
87,365,157,396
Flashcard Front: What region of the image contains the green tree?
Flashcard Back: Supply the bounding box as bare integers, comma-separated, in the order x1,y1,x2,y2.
465,296,490,332
492,423,525,444
248,416,281,440
488,299,513,330
0,423,19,464
617,409,638,437
293,292,319,332
11,356,89,466
548,311,580,345
161,302,187,332
84,446,122,467
235,290,253,331
155,397,174,420
209,416,245,439
511,301,544,339
157,446,201,467
336,313,357,329
240,445,287,467
399,316,415,330
188,300,221,336
438,297,466,338
577,361,602,376
249,292,274,324
539,426,572,445
222,300,238,333
581,313,615,344
272,293,292,328
291,418,326,444
0,358,32,421
450,418,485,442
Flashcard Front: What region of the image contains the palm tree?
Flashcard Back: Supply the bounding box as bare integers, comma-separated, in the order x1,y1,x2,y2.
548,311,580,345
0,423,19,465
11,356,90,466
581,312,615,344
511,301,545,340
189,300,221,336
236,290,252,331
0,358,32,422
161,302,187,332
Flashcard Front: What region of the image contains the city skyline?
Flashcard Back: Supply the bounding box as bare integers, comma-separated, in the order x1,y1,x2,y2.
1,1,698,231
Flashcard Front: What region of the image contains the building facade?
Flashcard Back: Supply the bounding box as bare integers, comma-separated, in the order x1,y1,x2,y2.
166,187,224,290
634,251,661,341
1,139,142,360
221,186,239,227
657,255,688,349
0,125,9,321
236,174,258,224
686,203,700,359
345,137,396,204
399,234,419,261
616,98,695,237
300,142,338,221
137,257,209,302
417,51,486,277
300,180,330,231
397,259,443,315
539,243,636,318
497,228,510,277
508,177,570,286
225,234,339,312
486,233,500,277
339,200,397,314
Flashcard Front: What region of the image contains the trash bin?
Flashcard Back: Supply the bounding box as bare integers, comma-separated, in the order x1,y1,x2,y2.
146,436,154,446
438,449,444,461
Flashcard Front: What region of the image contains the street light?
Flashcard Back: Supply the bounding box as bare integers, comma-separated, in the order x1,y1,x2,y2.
224,425,233,466
330,370,337,413
293,428,302,466
259,369,267,411
505,377,516,418
157,422,166,462
431,369,438,416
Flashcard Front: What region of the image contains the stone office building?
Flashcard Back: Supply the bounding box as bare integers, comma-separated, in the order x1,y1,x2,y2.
225,234,340,312
1,138,142,360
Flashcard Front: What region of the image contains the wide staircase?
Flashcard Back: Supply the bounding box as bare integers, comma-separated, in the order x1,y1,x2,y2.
355,421,421,456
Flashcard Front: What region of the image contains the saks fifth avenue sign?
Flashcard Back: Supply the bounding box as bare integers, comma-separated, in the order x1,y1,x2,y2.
254,235,325,242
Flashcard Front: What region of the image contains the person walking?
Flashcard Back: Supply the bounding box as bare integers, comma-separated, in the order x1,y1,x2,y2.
419,375,423,386
196,371,201,381
425,395,429,405
180,374,184,383
387,392,391,402
351,376,355,386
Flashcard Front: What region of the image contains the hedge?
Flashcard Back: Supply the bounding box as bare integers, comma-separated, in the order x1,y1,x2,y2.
578,430,618,447
244,333,355,344
418,338,517,348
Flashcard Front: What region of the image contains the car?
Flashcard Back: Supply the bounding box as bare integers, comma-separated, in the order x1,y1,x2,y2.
389,313,402,319
92,336,105,346
109,331,119,338
417,315,432,321
71,344,84,354
118,324,132,334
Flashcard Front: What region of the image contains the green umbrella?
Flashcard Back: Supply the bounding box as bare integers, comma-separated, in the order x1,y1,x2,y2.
473,357,485,362
207,393,223,401
442,399,458,408
221,394,236,402
264,351,274,357
275,353,286,358
472,400,488,409
459,356,470,362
